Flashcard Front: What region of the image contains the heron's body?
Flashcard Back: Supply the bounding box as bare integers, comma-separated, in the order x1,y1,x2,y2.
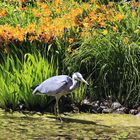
32,72,88,121
33,75,78,96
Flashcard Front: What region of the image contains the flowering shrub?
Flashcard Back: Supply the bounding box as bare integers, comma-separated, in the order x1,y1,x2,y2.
0,0,140,110
0,0,139,54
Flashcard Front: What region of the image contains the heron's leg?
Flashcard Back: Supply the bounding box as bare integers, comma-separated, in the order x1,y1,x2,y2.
55,95,62,121
54,100,58,116
54,102,57,116
55,96,60,115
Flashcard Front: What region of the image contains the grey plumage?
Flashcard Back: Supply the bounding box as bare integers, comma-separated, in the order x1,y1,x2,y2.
32,75,73,96
32,72,88,120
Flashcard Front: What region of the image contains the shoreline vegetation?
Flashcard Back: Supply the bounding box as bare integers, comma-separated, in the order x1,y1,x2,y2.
0,0,140,116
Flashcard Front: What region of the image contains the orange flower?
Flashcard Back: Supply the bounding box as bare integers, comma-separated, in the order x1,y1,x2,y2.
98,13,106,21
68,38,74,44
107,9,114,15
0,9,7,17
100,5,107,12
54,0,60,8
40,3,48,9
55,7,61,14
131,2,139,8
39,32,51,43
32,8,42,18
28,35,37,43
25,24,36,34
115,13,124,22
99,21,106,28
108,2,113,7
13,26,24,42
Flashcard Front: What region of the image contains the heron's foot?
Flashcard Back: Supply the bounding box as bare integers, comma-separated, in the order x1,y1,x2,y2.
59,117,63,123
58,116,63,122
55,114,63,122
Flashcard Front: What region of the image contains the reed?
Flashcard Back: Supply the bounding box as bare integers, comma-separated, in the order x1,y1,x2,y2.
0,53,58,111
65,33,140,108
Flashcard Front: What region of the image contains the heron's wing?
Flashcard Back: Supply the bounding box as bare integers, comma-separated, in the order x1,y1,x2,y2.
36,75,72,95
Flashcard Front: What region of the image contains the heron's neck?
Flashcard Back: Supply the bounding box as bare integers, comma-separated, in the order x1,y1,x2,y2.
69,79,78,91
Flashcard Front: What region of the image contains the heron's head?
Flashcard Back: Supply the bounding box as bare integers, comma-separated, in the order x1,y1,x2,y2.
72,72,89,85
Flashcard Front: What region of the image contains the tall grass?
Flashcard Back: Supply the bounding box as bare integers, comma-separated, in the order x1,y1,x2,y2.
0,53,58,111
65,33,140,108
0,0,139,111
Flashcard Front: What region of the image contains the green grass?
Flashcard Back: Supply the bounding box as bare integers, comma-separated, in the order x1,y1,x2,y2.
65,32,140,108
0,53,58,111
0,1,38,27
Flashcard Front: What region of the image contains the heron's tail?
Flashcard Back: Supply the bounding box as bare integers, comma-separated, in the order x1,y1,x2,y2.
31,85,39,91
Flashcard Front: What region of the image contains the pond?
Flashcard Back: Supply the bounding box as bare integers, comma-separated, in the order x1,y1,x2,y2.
0,109,140,139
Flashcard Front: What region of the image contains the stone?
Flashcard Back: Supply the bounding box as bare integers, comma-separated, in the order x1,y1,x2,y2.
100,101,109,107
96,107,103,113
91,101,100,113
102,108,113,113
111,102,122,110
137,107,140,113
100,105,107,110
129,109,138,115
82,99,91,105
113,107,128,114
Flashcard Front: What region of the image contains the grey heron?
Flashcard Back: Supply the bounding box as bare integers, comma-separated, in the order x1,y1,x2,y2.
32,72,88,119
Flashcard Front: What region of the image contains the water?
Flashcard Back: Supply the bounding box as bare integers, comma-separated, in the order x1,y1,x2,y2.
0,109,140,139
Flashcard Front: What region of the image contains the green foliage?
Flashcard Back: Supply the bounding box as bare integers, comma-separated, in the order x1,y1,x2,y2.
71,83,87,105
65,32,140,107
0,0,140,111
71,78,95,105
0,53,58,111
0,2,38,27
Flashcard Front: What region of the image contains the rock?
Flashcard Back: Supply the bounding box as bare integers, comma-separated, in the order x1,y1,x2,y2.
119,107,128,113
71,104,79,113
137,107,140,113
100,101,109,107
91,101,99,113
100,105,107,110
136,112,140,118
96,106,103,113
80,99,93,112
82,99,91,105
91,101,101,113
102,108,113,113
91,104,98,113
91,105,100,113
129,109,138,115
111,102,122,110
113,107,128,114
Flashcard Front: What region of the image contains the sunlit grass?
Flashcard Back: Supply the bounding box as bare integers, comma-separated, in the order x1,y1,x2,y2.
0,53,58,111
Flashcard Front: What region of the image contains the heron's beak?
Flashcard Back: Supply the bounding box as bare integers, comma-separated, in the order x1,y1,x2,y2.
81,78,89,85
